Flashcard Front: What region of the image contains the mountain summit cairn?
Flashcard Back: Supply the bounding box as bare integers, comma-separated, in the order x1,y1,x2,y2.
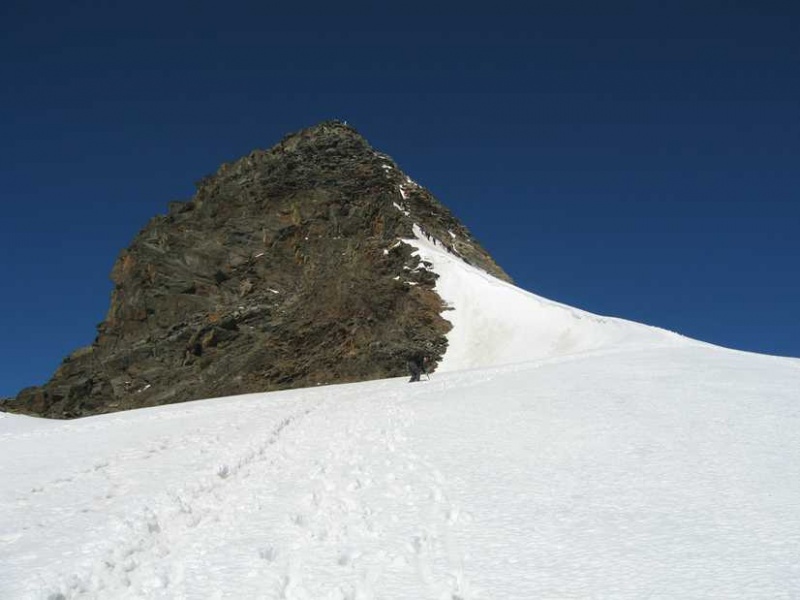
7,121,510,418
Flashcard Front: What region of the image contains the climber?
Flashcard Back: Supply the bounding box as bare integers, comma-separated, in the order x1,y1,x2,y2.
407,350,427,383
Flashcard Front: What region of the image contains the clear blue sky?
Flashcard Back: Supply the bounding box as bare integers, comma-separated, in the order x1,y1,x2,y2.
1,1,798,397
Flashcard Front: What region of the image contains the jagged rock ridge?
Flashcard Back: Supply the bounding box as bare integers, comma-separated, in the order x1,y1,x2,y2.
7,121,510,418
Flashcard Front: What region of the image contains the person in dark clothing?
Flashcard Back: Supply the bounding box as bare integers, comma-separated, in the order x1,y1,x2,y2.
407,351,426,383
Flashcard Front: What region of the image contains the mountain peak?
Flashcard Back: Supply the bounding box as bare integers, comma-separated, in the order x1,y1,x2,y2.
292,118,363,138
5,123,509,418
274,119,370,154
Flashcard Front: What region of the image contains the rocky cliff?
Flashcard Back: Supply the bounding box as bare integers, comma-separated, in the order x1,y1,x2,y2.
6,121,510,418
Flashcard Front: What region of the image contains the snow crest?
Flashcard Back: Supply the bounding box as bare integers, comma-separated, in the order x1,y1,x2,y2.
403,225,690,372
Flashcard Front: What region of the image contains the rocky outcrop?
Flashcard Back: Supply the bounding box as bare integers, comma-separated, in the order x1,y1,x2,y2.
6,121,510,418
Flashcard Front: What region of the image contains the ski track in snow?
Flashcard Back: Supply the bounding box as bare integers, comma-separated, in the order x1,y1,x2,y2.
3,346,800,598
3,381,480,600
24,403,320,599
247,390,472,600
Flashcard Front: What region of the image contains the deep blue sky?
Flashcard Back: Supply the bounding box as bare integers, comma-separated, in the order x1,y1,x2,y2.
1,1,798,397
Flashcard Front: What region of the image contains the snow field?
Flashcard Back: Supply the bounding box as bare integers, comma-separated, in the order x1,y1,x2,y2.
3,344,800,598
1,378,479,599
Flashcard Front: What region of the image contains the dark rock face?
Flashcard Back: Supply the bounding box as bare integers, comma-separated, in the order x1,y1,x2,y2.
6,121,510,418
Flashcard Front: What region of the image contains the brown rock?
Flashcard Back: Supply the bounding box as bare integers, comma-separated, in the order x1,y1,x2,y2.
4,121,510,418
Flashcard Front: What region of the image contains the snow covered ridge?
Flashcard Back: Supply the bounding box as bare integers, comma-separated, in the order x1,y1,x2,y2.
403,225,694,372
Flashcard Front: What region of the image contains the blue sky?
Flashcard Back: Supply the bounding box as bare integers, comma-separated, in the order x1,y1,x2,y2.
1,1,799,397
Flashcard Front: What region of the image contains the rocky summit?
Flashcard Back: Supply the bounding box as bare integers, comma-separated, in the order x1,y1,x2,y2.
6,121,509,418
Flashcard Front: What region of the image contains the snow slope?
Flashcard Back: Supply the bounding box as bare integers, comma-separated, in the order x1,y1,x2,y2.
2,346,800,599
404,225,693,372
2,230,800,598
